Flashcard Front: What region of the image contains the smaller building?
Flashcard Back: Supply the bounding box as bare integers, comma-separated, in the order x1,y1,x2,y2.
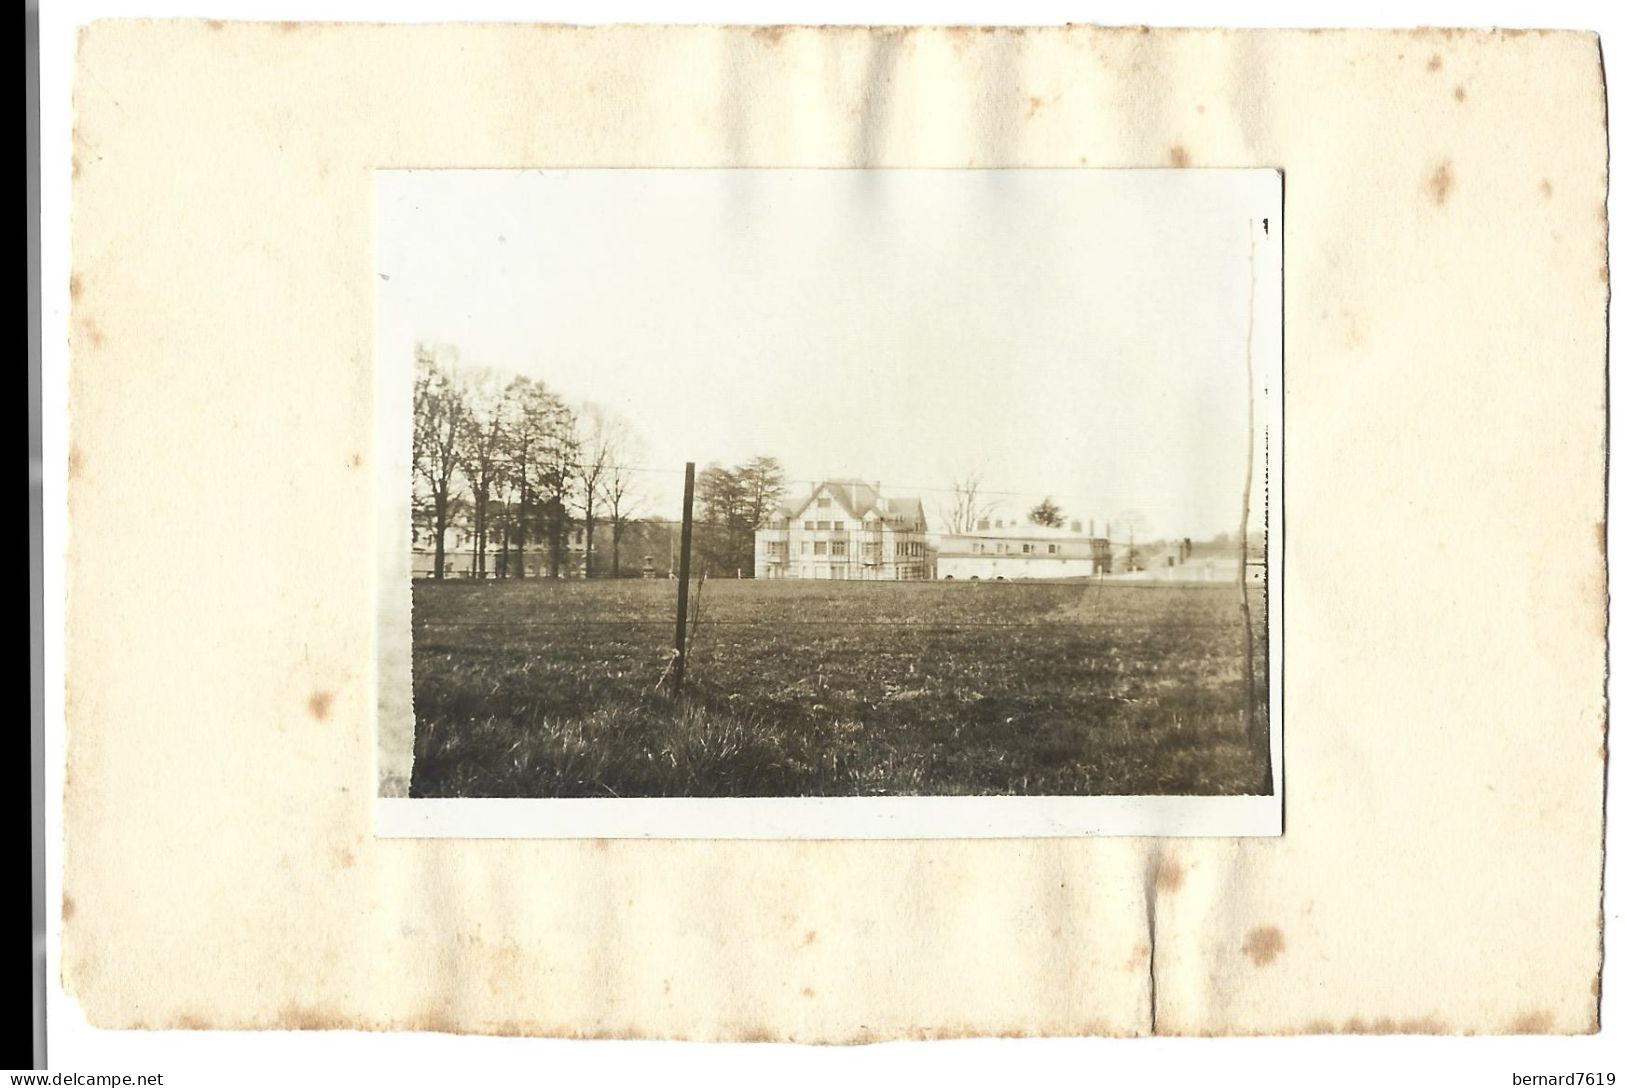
936,522,1111,581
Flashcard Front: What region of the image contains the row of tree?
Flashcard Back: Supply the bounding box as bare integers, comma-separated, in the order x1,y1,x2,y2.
412,344,646,580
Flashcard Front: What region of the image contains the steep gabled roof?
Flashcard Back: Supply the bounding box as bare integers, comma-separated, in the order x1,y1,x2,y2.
778,479,927,529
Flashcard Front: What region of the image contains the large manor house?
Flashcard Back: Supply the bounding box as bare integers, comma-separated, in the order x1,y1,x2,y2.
754,480,931,581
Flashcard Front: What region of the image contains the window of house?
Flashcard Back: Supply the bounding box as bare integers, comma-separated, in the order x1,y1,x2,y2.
817,521,831,531
1023,544,1034,554
832,540,847,557
863,542,881,560
817,496,831,509
805,520,815,530
814,541,827,556
1048,544,1059,554
833,521,844,531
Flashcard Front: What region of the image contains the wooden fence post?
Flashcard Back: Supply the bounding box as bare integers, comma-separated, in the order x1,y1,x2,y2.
673,462,696,695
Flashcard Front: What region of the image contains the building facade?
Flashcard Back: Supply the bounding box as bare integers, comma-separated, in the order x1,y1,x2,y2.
411,523,590,579
936,522,1112,581
755,480,931,580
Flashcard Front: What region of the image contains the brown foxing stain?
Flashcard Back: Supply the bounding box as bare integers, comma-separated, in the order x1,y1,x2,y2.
76,316,105,349
71,155,81,181
307,690,333,720
802,929,817,946
333,847,355,869
1427,161,1454,206
69,274,82,301
801,986,815,998
1168,145,1190,168
1453,85,1466,102
175,1013,208,1031
347,452,363,469
276,21,303,34
277,1004,342,1031
592,838,609,852
1123,942,1150,970
1540,178,1554,199
1600,264,1609,284
1508,1010,1555,1034
1027,96,1044,118
753,25,789,46
61,895,75,922
1241,925,1285,966
1196,103,1206,114
1154,856,1184,893
67,445,84,482
1334,1016,1448,1035
205,19,225,31
1427,53,1443,71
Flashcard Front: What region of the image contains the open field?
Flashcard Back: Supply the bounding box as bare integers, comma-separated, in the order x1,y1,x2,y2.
409,578,1270,798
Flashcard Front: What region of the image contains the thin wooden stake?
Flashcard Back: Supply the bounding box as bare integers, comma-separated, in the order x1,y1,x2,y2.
673,462,696,696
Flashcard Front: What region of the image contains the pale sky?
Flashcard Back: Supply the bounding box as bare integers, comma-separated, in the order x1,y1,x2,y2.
378,169,1279,538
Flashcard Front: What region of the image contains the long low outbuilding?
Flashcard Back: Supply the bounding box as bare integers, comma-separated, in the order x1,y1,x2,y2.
935,524,1112,581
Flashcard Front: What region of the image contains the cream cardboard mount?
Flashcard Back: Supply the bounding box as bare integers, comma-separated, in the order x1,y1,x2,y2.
61,22,1606,1038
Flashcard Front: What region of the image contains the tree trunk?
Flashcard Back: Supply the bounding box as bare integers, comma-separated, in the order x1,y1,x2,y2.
611,519,622,579
514,480,528,579
548,509,563,578
432,492,448,580
583,506,595,578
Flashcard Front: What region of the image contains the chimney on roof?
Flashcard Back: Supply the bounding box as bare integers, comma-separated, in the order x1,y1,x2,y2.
1070,519,1082,534
1089,517,1095,537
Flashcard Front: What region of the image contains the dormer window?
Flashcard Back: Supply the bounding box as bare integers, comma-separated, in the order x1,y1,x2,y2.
816,496,831,510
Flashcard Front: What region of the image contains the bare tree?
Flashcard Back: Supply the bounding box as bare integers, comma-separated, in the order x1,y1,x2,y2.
537,400,579,578
411,344,469,580
574,403,613,578
500,376,567,579
600,413,646,577
941,472,998,534
460,368,509,579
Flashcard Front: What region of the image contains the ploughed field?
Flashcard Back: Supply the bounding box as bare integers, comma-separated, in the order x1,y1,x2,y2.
410,577,1270,798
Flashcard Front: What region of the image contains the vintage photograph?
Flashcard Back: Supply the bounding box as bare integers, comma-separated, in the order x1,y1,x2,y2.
376,169,1282,836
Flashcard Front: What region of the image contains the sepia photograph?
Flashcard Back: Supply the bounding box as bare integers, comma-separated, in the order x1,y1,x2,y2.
375,168,1283,836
